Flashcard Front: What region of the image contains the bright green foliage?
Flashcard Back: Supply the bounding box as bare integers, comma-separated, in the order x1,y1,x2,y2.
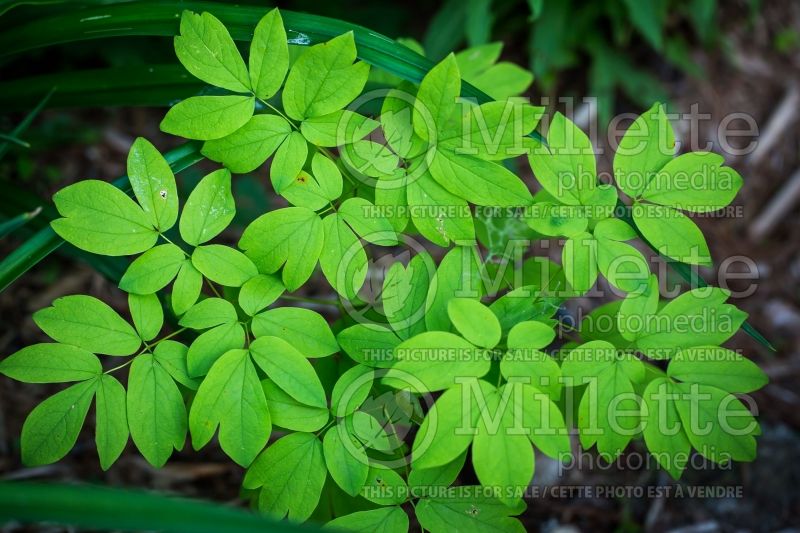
2,8,767,533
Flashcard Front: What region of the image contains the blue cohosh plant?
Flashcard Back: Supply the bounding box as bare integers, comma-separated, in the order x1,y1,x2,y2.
0,8,768,532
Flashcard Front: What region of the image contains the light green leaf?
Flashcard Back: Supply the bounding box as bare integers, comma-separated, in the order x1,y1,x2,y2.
51,180,157,256
186,322,246,377
528,113,596,206
119,243,186,294
413,54,460,141
614,102,675,199
642,152,743,212
382,83,426,159
447,298,501,349
416,487,526,532
668,346,767,393
238,274,284,316
191,244,257,287
323,424,370,496
249,9,289,100
262,379,329,432
282,32,370,120
189,349,270,466
507,320,555,349
331,364,374,417
95,374,128,470
243,432,326,521
618,273,660,341
562,232,598,294
525,201,588,237
361,464,408,505
239,207,324,291
341,140,399,178
127,354,187,468
174,10,250,92
406,169,475,247
250,336,326,408
336,324,401,368
251,307,338,357
320,213,367,300
301,110,379,148
160,95,255,141
127,137,179,231
595,237,649,293
383,253,434,339
0,343,101,383
641,378,691,479
325,506,409,533
425,246,484,331
21,378,98,466
128,292,163,342
201,114,290,173
470,62,534,100
33,295,140,356
408,450,468,495
179,297,237,329
179,168,236,246
271,131,308,193
508,382,571,459
171,260,203,316
351,411,393,451
501,349,562,400
153,340,199,390
430,149,533,206
339,197,398,245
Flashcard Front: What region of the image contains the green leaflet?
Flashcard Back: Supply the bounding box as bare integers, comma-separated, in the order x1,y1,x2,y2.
320,213,367,300
425,246,484,331
33,295,140,356
95,374,128,470
382,83,427,159
128,292,163,342
239,206,324,291
251,307,338,358
429,149,533,207
447,298,501,348
174,10,250,93
350,411,393,451
340,140,399,178
281,153,342,211
361,464,408,505
154,340,199,390
501,324,562,399
201,114,291,174
643,152,743,212
238,274,284,316
171,260,203,316
191,244,257,287
667,346,767,393
408,450,468,495
384,331,491,392
413,53,460,141
382,252,434,339
282,32,370,120
330,364,374,417
262,379,329,432
561,340,645,458
406,168,475,247
250,336,327,408
633,288,747,359
271,130,308,193
0,343,101,383
508,382,570,459
51,180,158,256
179,168,236,246
338,197,397,245
119,243,186,294
186,321,246,377
189,349,270,467
249,9,289,100
632,202,711,266
127,354,187,467
325,506,408,533
562,232,598,294
301,110,379,148
641,378,691,479
415,486,526,533
323,423,370,496
528,113,596,206
179,297,238,329
127,137,179,231
21,378,98,466
614,102,675,199
160,95,255,141
243,432,326,521
336,324,401,368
